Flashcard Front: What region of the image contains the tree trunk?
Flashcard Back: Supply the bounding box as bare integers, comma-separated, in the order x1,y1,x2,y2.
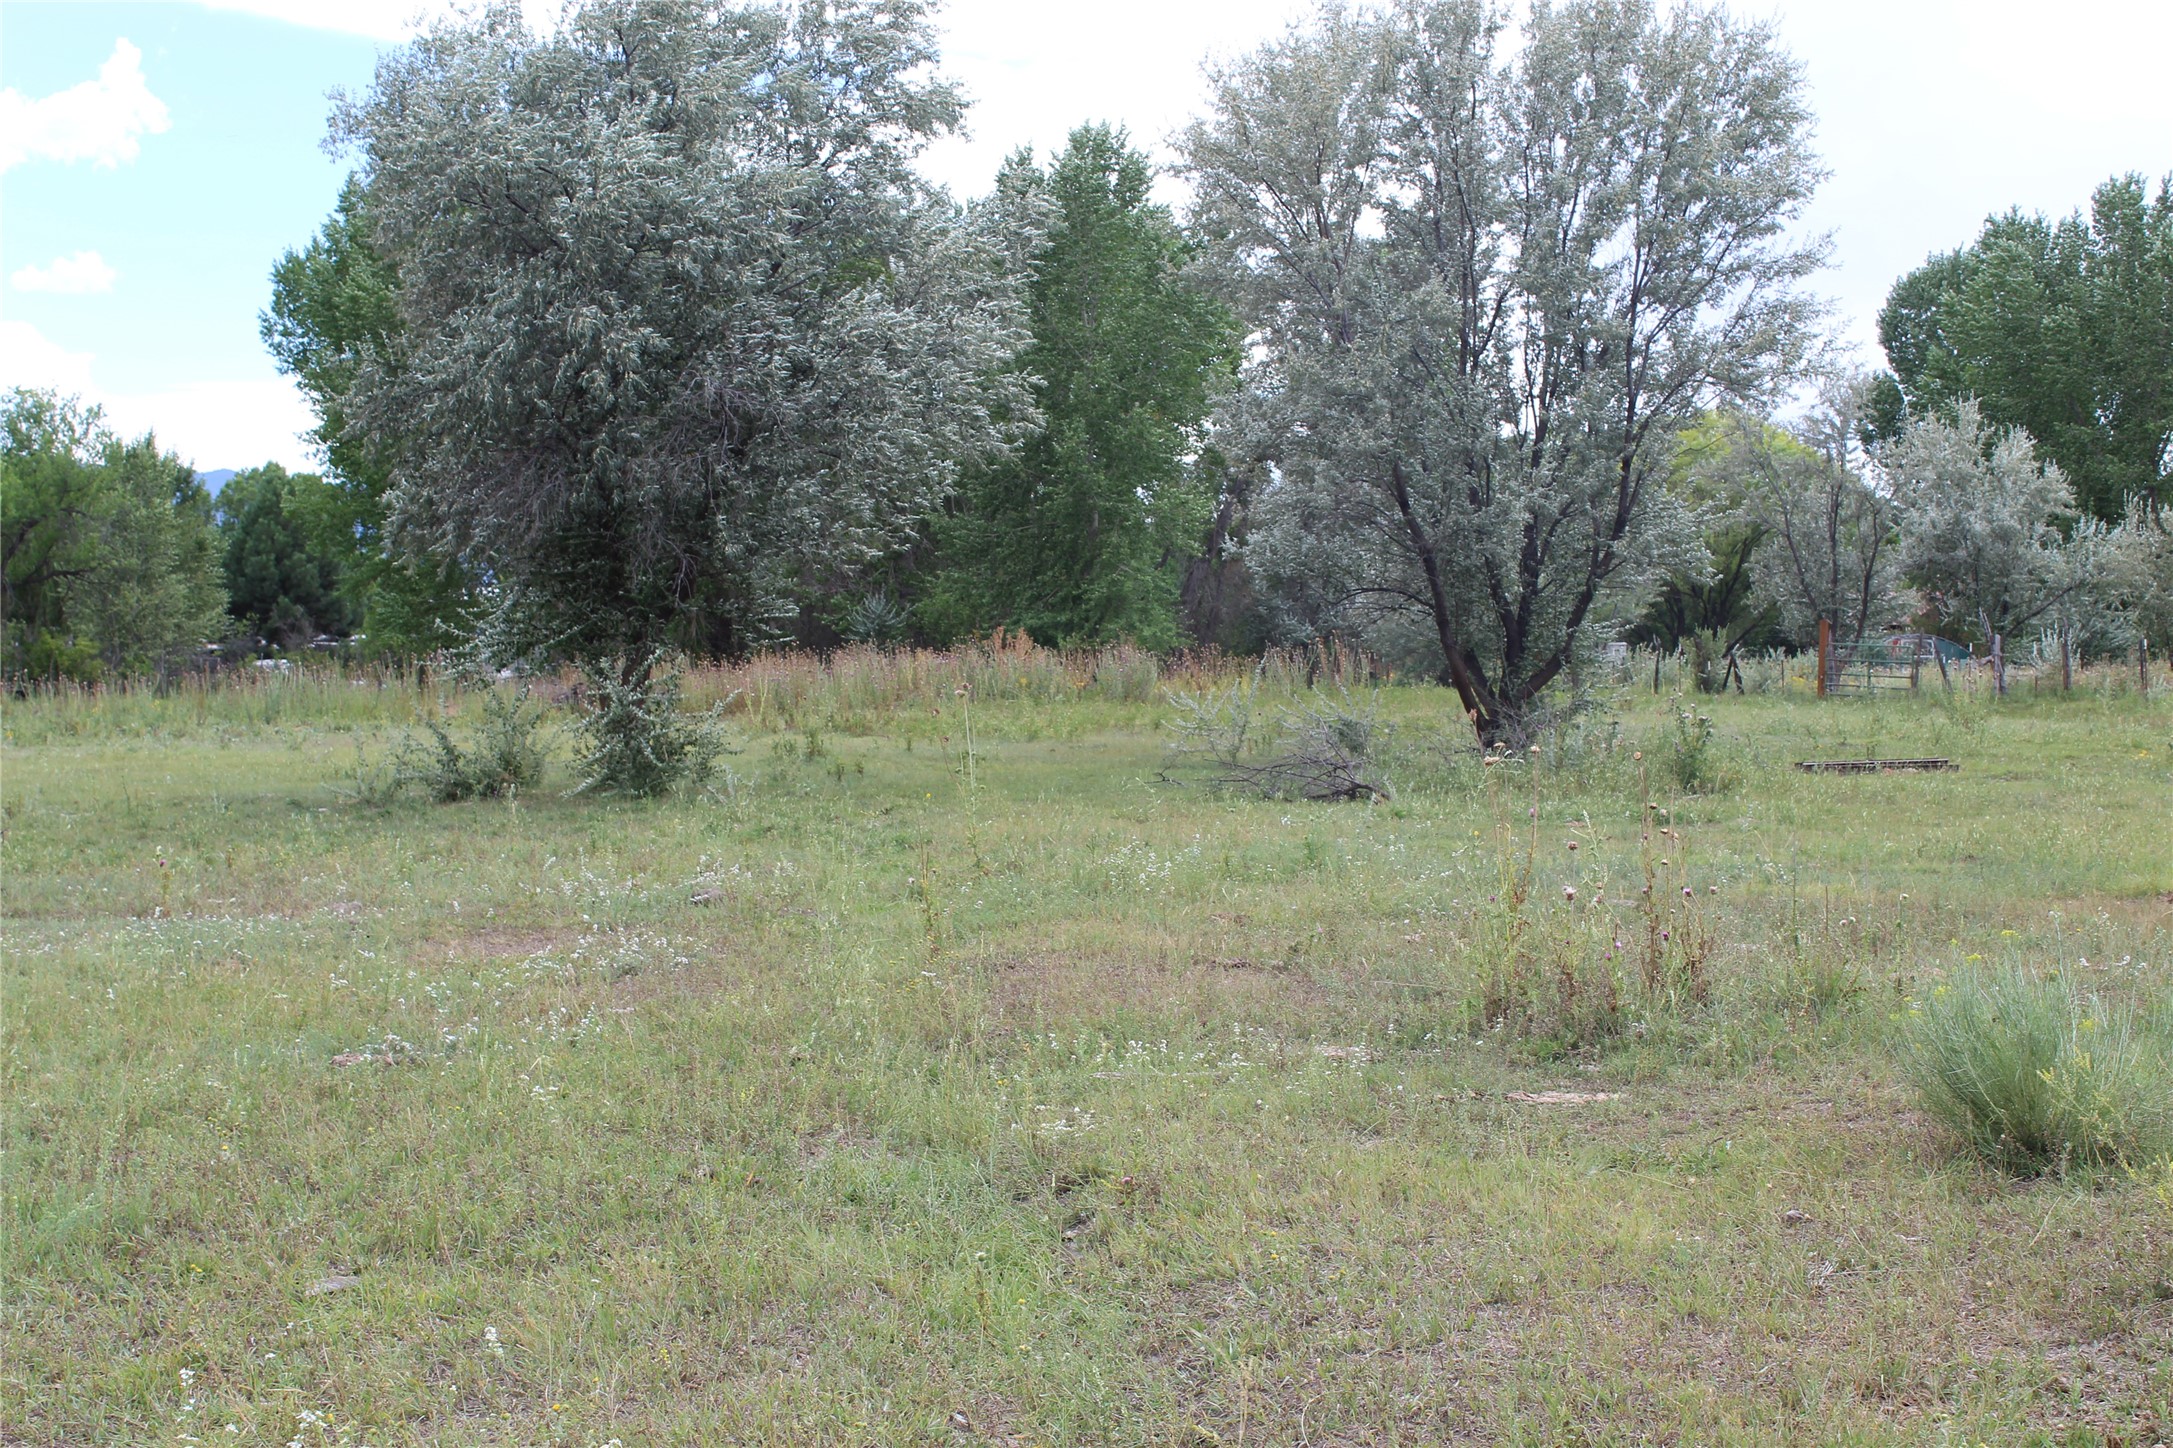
1388,462,1505,742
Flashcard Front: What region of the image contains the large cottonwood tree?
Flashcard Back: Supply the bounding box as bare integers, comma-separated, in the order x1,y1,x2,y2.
333,0,1030,786
1878,174,2173,522
924,125,1238,649
1181,0,1824,740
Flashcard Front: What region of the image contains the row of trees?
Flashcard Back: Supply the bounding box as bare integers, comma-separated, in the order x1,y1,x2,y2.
6,0,2167,772
1,392,224,680
276,0,1836,754
0,393,387,679
1643,385,2173,682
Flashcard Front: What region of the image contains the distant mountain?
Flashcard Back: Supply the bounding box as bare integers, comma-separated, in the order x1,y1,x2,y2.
196,468,238,495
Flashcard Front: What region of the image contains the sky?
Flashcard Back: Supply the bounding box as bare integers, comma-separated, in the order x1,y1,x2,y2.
2,0,2168,473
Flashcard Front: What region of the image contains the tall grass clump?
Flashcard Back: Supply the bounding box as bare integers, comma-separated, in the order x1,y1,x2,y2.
2,663,439,741
682,631,1179,726
1900,965,2172,1177
1464,747,1714,1057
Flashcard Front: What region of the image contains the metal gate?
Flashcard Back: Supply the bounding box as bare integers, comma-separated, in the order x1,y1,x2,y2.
1819,631,1970,696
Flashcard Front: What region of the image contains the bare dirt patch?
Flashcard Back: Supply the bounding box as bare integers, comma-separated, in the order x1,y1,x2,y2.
981,946,1327,1028
428,923,585,963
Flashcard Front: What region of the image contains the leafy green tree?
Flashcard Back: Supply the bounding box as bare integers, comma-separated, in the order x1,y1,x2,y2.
215,464,355,646
1675,381,1904,650
265,178,472,656
1,389,227,680
1182,0,1824,741
923,125,1237,647
2,390,108,679
1628,521,1771,656
1878,174,2173,521
1628,413,1777,662
333,0,1031,790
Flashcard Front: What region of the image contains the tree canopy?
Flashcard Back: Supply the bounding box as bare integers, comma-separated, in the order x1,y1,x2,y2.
1877,173,2173,522
1181,0,1825,740
334,0,1031,691
1,390,227,681
922,125,1238,649
264,178,472,656
1888,401,2081,647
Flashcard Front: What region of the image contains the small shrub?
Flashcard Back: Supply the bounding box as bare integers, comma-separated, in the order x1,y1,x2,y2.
327,738,404,807
1900,965,2172,1177
1166,672,1264,770
1530,709,1628,791
1685,629,1734,694
573,656,732,797
400,687,550,802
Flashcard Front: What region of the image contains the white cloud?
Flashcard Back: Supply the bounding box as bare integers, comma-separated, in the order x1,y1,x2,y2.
0,319,99,397
11,250,119,295
97,376,320,472
0,319,316,470
0,39,172,174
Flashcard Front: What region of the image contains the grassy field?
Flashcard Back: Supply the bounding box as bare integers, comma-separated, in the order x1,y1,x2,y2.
5,661,2171,1446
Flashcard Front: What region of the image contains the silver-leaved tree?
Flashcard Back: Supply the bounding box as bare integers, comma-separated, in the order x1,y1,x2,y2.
334,0,1031,790
1180,0,1825,742
1887,401,2087,671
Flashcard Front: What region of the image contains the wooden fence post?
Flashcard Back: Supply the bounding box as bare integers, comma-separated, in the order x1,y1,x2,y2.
1816,618,1831,698
1992,633,2005,696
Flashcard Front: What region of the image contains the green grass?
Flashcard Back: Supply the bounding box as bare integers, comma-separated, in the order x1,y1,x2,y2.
5,675,2171,1445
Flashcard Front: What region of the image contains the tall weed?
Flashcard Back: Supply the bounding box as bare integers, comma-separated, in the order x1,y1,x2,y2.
399,687,551,802
1466,747,1713,1056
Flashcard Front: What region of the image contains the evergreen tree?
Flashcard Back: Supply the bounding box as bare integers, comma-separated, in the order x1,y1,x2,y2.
216,464,354,646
